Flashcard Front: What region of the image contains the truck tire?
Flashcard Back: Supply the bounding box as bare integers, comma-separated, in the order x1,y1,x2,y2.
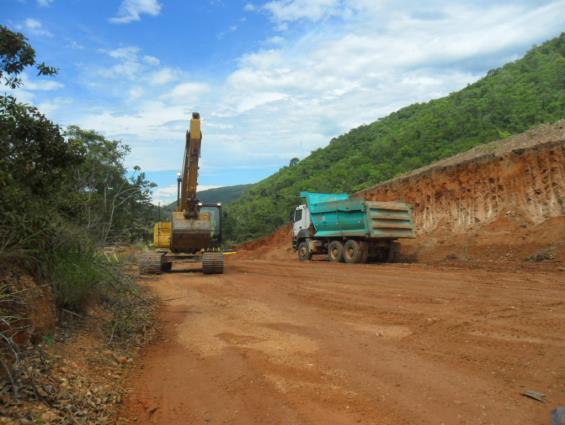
343,240,368,264
297,241,311,261
328,240,344,262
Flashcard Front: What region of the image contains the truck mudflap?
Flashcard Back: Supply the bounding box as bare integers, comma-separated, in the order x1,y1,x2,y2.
366,201,415,239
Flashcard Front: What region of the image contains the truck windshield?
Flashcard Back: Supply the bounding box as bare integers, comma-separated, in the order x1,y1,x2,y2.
294,209,302,222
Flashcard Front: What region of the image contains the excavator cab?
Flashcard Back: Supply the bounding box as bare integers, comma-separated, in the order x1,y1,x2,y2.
200,203,223,247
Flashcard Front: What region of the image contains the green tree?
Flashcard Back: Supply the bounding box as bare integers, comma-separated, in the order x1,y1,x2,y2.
289,157,300,167
62,126,156,243
0,25,57,88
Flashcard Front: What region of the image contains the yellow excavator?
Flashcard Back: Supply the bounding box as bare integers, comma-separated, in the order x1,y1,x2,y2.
139,112,224,274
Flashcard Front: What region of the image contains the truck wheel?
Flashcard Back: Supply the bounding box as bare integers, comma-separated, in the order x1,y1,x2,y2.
297,242,311,261
343,240,368,264
328,240,344,262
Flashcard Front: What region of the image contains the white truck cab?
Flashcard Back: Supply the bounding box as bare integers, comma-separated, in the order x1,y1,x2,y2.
292,205,310,239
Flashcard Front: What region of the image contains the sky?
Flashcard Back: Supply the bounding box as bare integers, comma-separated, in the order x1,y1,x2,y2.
2,0,564,204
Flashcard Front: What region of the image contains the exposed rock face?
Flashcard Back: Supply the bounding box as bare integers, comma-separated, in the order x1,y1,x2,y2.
356,121,565,264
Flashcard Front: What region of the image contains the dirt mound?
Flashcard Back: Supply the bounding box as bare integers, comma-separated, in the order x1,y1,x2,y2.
237,225,294,261
239,121,565,268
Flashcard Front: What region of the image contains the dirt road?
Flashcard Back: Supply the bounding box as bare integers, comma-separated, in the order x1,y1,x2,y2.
120,258,564,425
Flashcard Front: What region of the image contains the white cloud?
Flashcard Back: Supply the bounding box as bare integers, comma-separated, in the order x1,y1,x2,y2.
107,46,140,60
128,87,144,100
263,0,344,23
266,35,285,45
97,46,164,80
164,82,210,101
67,40,84,50
17,18,53,37
110,0,162,24
151,184,178,205
24,18,41,29
148,68,179,85
25,79,64,91
37,0,53,6
143,55,160,66
37,97,73,116
244,3,256,12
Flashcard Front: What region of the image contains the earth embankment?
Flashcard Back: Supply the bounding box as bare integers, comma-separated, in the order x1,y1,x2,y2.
356,121,565,266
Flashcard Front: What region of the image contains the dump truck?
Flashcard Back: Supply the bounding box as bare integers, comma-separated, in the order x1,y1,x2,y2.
291,192,415,263
139,112,224,274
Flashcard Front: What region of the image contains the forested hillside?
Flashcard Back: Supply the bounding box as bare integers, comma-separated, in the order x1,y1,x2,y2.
198,184,251,204
162,184,251,215
224,33,565,243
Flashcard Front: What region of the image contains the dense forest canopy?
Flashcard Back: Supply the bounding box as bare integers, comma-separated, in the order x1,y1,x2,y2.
223,33,565,243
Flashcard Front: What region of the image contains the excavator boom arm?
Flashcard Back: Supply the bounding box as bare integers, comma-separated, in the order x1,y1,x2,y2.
179,112,202,218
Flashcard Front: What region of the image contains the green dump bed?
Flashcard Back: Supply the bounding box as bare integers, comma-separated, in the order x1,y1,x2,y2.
300,192,415,240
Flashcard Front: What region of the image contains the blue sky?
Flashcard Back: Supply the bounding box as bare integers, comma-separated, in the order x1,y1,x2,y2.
3,0,564,204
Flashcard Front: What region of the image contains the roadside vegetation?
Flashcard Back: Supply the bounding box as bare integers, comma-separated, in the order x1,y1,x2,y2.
0,25,157,422
224,33,565,243
0,25,155,304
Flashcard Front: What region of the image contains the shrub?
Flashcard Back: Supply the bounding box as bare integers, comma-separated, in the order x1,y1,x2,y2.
52,248,108,312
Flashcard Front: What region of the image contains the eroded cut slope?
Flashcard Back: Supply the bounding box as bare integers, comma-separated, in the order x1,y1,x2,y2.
356,121,565,265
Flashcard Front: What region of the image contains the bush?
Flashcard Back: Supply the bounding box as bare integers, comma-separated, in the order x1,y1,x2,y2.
51,249,107,312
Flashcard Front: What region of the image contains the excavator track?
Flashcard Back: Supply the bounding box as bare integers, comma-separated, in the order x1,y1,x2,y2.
202,252,224,274
139,252,165,274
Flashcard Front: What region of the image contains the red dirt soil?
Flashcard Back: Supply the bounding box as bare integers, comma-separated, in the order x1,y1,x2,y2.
119,259,564,425
237,224,293,261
